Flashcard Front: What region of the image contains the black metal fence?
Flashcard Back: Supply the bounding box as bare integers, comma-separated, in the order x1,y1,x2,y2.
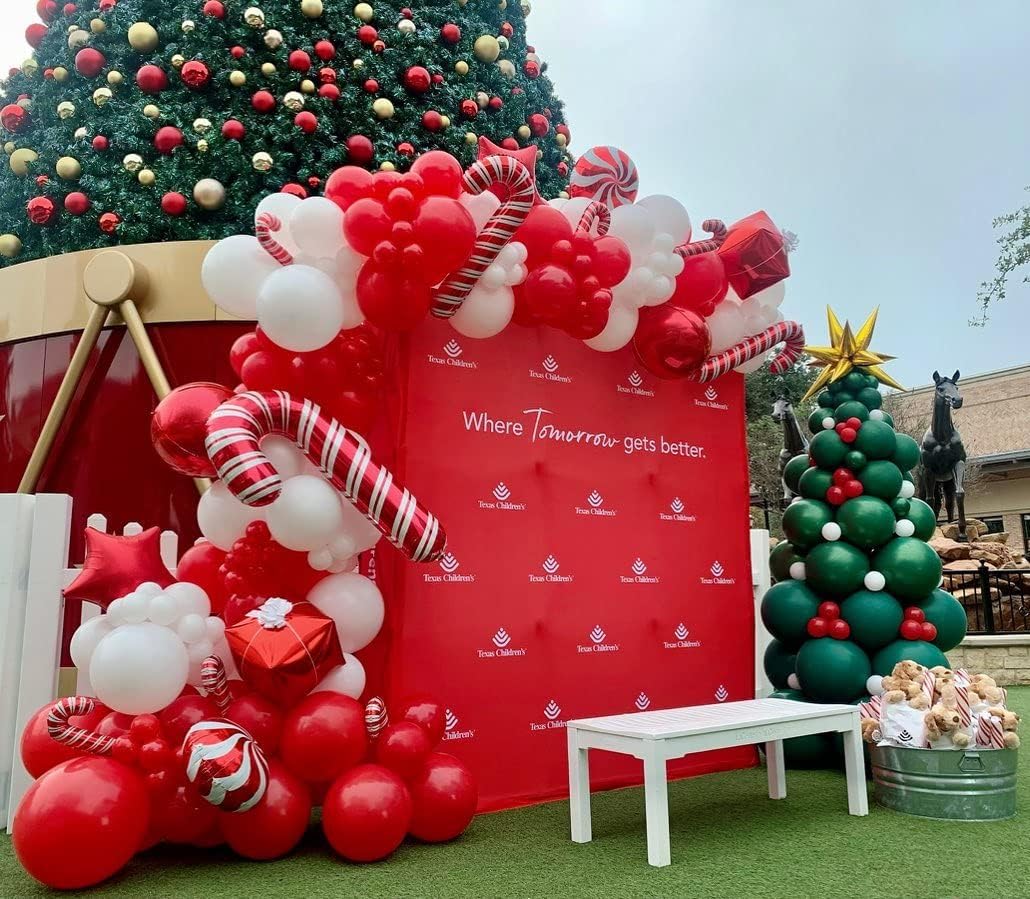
943,562,1030,634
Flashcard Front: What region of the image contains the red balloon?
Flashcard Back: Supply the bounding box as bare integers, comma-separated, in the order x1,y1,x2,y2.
843,479,864,498
220,760,312,860
412,196,476,284
151,381,234,477
900,619,923,641
239,350,292,391
20,699,109,778
829,619,851,640
922,622,938,641
396,697,446,745
633,305,711,380
157,694,218,747
832,468,853,487
322,764,412,862
408,752,477,843
904,606,926,623
344,197,392,255
826,485,846,505
522,264,577,322
375,721,432,780
592,236,632,288
156,782,220,844
226,694,284,755
669,251,729,317
817,601,840,621
518,206,574,269
280,693,367,785
12,758,149,889
326,165,374,211
97,711,135,737
411,151,463,198
63,526,175,607
357,263,432,331
806,617,829,638
174,542,229,615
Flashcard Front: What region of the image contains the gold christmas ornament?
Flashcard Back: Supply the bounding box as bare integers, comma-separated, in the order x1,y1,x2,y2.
300,79,316,93
261,62,276,76
192,117,212,133
283,91,305,110
476,91,489,108
53,66,69,81
181,19,196,33
0,234,23,258
106,70,123,85
67,29,90,50
22,59,39,76
264,28,283,48
379,161,396,171
197,138,209,152
521,0,531,15
555,133,567,147
354,3,374,22
73,126,88,139
57,101,76,119
372,97,395,118
497,59,515,78
498,0,507,8
3,141,14,155
143,104,160,119
301,0,324,17
440,114,451,128
558,190,570,200
93,87,113,106
56,156,82,179
252,151,273,171
127,21,159,51
244,6,265,27
90,18,107,33
171,54,185,68
9,148,39,176
464,131,477,145
122,153,144,172
517,125,530,139
352,58,364,69
455,60,469,75
526,51,540,64
473,35,500,63
193,178,226,209
536,149,543,160
497,35,510,51
229,70,246,86
397,19,415,35
138,168,156,186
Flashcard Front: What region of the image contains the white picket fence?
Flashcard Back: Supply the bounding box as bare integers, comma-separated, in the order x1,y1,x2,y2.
751,528,773,699
0,493,180,831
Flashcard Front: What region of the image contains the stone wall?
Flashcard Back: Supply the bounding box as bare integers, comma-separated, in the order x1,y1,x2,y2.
948,640,1030,686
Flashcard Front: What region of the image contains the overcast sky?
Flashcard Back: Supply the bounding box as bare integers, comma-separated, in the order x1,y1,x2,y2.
4,0,1029,389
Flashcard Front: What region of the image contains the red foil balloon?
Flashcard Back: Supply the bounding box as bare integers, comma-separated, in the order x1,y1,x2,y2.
633,305,712,380
280,693,368,785
12,757,150,890
151,381,234,477
408,752,478,843
63,526,176,608
322,763,413,862
220,760,312,860
183,720,269,813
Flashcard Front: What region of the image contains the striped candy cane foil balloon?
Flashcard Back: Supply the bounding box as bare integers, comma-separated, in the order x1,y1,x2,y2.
684,320,806,383
255,212,293,265
47,696,116,755
431,155,536,319
205,391,447,563
676,220,728,258
183,720,269,813
201,655,232,715
576,200,611,237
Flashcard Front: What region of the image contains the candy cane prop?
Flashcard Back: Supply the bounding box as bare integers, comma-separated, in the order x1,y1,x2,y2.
201,655,232,715
255,212,293,266
206,391,447,563
676,219,728,258
576,201,611,237
47,696,116,755
684,320,805,383
365,696,389,739
431,155,535,319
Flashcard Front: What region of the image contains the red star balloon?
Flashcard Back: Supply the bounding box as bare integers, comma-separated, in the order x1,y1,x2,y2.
64,527,176,608
476,137,544,205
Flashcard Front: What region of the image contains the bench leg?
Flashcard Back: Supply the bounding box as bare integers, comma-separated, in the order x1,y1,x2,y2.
567,728,592,843
765,740,786,799
642,745,671,867
842,724,869,816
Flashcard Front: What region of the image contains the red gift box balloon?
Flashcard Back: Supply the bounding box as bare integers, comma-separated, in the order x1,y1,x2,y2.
225,598,344,707
716,210,790,300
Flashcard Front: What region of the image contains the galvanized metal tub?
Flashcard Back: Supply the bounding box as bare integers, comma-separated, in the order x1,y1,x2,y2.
869,745,1018,821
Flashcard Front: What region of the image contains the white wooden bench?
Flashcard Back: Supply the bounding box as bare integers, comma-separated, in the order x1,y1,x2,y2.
566,698,868,867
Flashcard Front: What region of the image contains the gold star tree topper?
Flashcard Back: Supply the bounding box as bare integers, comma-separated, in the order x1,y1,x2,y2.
801,307,904,402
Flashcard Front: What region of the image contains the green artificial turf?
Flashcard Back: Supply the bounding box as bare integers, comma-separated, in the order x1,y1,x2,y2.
4,688,1030,898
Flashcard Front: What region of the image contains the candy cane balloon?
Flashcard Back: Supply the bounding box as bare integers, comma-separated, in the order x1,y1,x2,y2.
576,201,611,237
676,220,728,258
255,212,293,266
47,696,116,756
206,391,447,563
183,720,269,813
201,655,232,715
431,155,536,319
684,320,805,383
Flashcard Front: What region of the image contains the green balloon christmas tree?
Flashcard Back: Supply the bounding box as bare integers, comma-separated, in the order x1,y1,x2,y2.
763,308,968,719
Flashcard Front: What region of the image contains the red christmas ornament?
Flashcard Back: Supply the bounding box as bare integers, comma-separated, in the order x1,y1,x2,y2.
151,381,234,476
36,0,58,22
1,103,28,133
154,125,183,154
91,135,109,151
318,83,340,100
202,0,225,17
295,111,317,133
432,73,444,85
818,601,840,620
74,48,106,78
26,196,55,225
288,49,311,72
460,99,478,118
230,46,245,59
135,64,168,93
63,526,175,607
488,96,503,110
404,65,431,93
501,137,519,150
161,191,187,216
528,113,549,136
99,212,120,234
829,619,851,640
181,60,210,88
397,141,415,157
315,39,335,60
501,21,514,37
524,60,540,78
843,479,864,498
35,175,49,187
63,1,76,11
832,468,854,487
557,161,568,176
921,622,938,641
221,119,245,140
346,134,374,165
251,90,275,112
98,0,115,8
308,176,321,188
556,123,571,142
357,24,378,44
900,619,923,641
373,40,385,53
401,6,413,17
904,607,925,622
319,66,336,83
440,23,460,43
422,110,442,131
363,78,379,93
826,485,845,505
64,191,90,215
806,617,828,638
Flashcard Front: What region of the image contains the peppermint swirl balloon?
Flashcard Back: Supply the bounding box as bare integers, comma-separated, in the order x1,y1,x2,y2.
364,695,389,739
183,720,269,813
570,146,639,209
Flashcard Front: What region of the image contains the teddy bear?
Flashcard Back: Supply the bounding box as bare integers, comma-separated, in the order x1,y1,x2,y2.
860,717,881,744
969,673,1005,705
986,707,1021,749
924,702,969,747
881,660,930,709
929,665,954,699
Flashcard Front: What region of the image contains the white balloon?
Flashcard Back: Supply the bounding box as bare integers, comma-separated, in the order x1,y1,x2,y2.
705,296,748,353
89,623,189,715
506,263,528,287
164,582,211,618
338,276,365,330
267,474,345,552
498,242,528,267
187,639,215,664
70,615,112,671
312,655,366,699
201,235,279,320
647,274,674,305
136,582,163,598
735,351,771,374
547,197,567,211
637,195,692,245
867,675,885,696
261,434,320,479
205,616,226,644
450,284,514,339
307,572,384,653
584,302,638,352
255,192,301,255
339,497,382,553
121,592,149,624
557,196,592,230
197,480,263,551
289,197,345,259
609,204,657,259
257,265,345,352
330,532,358,559
309,548,334,571
328,555,358,574
106,597,127,627
752,281,786,310
335,244,366,283
461,191,500,232
177,613,207,643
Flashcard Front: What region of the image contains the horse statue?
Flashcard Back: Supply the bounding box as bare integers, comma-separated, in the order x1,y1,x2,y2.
772,395,809,501
917,370,967,539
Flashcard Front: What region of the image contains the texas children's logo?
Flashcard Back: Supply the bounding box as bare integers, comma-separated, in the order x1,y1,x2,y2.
660,496,697,523
574,488,617,518
442,708,475,742
428,338,477,370
664,622,702,650
620,557,660,585
576,624,620,655
478,481,528,512
634,692,652,711
529,354,572,384
477,626,528,660
694,384,729,411
715,685,729,703
529,554,574,584
530,699,566,732
700,559,736,586
423,551,477,584
617,370,655,398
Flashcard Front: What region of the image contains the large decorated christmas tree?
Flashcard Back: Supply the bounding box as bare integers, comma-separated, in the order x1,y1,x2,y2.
0,0,571,264
762,309,968,724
